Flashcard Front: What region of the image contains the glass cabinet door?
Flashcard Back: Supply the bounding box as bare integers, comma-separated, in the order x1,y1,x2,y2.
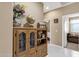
16,30,28,56
30,32,35,48
19,32,26,52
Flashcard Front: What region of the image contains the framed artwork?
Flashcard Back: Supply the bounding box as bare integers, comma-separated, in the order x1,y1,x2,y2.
54,18,58,23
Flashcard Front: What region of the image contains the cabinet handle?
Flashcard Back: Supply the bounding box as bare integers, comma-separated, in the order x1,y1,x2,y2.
36,50,37,52
15,51,16,55
15,33,17,37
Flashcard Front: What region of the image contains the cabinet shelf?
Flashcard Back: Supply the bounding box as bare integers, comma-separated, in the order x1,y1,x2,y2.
37,28,47,47
37,39,47,46
37,28,47,31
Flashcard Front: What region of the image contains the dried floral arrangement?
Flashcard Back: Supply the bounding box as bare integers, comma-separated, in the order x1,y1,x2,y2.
13,4,25,20
13,4,25,27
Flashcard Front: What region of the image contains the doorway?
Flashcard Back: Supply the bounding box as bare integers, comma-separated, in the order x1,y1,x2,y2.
62,13,79,51
44,20,51,44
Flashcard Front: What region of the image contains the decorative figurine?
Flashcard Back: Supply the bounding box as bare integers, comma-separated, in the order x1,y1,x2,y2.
23,15,35,27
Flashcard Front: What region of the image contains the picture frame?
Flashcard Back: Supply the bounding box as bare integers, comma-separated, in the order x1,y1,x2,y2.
54,18,58,23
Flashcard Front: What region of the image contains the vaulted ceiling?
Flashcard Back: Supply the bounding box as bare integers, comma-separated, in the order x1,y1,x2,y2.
43,2,74,13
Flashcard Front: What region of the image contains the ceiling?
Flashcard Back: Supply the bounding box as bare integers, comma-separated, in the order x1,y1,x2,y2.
43,2,74,13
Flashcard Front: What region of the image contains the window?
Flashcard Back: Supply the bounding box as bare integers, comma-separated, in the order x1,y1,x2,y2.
70,18,79,32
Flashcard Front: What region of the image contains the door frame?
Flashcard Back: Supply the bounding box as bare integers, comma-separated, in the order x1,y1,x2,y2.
62,12,79,48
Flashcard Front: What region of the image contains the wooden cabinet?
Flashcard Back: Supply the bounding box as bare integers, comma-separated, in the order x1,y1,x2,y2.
13,27,47,57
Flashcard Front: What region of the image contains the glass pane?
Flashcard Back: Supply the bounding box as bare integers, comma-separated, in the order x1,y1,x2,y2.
30,32,35,48
71,23,79,32
19,32,26,52
70,19,79,23
70,19,79,32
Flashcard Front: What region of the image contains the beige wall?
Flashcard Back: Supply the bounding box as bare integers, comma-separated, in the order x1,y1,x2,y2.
44,2,79,46
0,2,13,56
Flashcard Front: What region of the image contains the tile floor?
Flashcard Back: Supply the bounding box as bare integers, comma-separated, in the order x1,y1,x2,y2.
47,44,79,57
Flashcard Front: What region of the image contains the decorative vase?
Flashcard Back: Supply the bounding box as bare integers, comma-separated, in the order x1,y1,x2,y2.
13,18,22,27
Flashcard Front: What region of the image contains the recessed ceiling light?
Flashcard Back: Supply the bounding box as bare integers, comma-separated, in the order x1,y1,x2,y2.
46,6,49,9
